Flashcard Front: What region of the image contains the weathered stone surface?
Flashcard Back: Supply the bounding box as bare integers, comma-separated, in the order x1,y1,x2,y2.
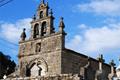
19,33,64,76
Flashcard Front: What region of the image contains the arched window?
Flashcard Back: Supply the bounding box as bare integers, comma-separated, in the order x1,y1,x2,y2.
36,43,41,52
33,24,39,38
41,22,47,36
40,11,43,18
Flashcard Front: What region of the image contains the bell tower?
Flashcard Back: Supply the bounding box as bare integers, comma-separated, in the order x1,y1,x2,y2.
18,0,66,77
30,0,55,39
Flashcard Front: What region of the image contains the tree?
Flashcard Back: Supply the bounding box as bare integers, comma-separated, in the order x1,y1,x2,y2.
0,51,16,79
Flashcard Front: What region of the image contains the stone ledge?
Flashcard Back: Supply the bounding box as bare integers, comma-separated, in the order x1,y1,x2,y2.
5,74,80,80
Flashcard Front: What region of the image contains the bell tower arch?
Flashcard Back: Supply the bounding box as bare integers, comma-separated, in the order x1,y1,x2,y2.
33,23,39,38
41,21,47,36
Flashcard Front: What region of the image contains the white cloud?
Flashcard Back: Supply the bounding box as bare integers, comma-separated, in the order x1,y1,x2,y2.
84,25,120,51
66,23,120,57
0,18,32,43
103,18,119,24
67,35,82,51
78,24,88,30
77,0,120,16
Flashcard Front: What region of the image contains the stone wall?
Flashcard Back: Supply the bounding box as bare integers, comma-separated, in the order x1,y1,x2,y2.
61,49,111,80
5,74,80,80
18,33,65,77
61,49,87,74
19,33,64,57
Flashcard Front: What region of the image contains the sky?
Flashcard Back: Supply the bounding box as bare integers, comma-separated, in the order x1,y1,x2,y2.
0,0,120,66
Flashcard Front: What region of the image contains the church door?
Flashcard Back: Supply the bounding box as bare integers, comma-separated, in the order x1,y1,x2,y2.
30,64,42,77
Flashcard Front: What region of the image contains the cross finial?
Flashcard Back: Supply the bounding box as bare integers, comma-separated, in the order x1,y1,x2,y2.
97,54,105,62
60,17,64,21
110,60,116,66
46,1,48,6
50,9,53,16
23,28,26,32
20,28,26,41
59,17,65,33
59,17,65,28
33,14,36,20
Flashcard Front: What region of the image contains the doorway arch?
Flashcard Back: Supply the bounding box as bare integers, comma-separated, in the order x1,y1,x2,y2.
27,58,48,77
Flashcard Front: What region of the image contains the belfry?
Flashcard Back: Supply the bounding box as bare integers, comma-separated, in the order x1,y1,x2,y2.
30,0,55,39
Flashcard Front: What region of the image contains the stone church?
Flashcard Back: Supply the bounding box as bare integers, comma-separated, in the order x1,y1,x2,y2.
7,0,117,80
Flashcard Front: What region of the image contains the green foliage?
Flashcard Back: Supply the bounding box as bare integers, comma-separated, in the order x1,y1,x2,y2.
0,51,16,79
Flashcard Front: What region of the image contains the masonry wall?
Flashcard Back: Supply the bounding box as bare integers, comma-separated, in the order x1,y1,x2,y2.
61,49,88,74
18,33,64,76
61,49,111,80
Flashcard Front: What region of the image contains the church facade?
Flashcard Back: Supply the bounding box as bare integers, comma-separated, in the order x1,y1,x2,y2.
7,0,118,80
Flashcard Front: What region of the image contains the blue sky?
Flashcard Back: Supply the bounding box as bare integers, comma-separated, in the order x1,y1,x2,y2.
0,0,120,66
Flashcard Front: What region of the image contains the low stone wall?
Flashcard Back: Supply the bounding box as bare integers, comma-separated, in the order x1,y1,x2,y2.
4,74,80,80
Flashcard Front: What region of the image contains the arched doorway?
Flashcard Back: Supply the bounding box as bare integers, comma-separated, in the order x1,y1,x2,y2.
30,63,42,77
28,58,48,77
